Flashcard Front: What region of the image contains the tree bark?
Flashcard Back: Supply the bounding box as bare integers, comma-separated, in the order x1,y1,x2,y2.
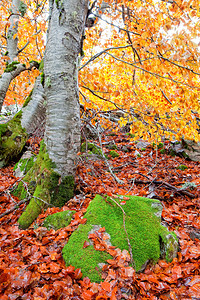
44,0,88,177
17,0,89,229
0,75,46,167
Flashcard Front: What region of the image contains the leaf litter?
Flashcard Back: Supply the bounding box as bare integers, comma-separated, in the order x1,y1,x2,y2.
0,132,199,299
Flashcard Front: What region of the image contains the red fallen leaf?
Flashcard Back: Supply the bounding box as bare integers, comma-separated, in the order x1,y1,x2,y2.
189,245,200,256
50,252,58,261
0,228,7,235
187,275,200,286
158,260,169,268
80,218,87,224
82,289,95,300
101,281,111,292
0,271,10,284
120,201,126,205
188,283,200,297
83,240,90,248
50,262,61,274
98,227,105,233
74,268,82,279
107,249,117,256
22,246,31,258
111,286,118,300
107,259,116,265
107,269,116,280
123,267,135,278
74,211,83,220
38,263,49,273
80,277,91,289
88,233,96,239
66,265,75,275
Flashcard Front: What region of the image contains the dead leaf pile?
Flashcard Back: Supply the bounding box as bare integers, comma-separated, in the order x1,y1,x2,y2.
0,132,199,299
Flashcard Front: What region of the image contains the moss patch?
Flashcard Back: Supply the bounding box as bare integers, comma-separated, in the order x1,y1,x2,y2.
17,140,75,229
81,142,103,156
23,90,33,108
43,210,76,230
4,61,20,73
62,195,178,282
14,153,36,176
0,111,28,167
109,150,119,158
177,165,188,171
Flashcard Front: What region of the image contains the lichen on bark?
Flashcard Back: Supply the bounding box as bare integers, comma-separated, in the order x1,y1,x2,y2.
16,140,75,229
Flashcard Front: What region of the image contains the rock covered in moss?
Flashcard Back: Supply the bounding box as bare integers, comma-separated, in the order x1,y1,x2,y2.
43,210,76,230
81,142,103,156
109,150,119,158
62,195,178,282
0,111,28,168
14,151,37,178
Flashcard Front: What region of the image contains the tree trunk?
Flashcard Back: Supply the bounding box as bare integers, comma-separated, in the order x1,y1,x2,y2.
17,0,89,229
0,75,46,167
44,0,88,176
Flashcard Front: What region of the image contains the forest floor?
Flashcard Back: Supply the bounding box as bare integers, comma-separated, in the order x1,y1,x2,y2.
0,132,200,299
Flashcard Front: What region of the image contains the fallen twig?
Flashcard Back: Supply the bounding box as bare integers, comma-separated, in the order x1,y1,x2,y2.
134,179,195,198
0,199,28,219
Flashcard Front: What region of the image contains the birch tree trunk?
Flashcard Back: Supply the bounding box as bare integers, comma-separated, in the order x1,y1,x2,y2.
0,0,39,111
44,0,88,176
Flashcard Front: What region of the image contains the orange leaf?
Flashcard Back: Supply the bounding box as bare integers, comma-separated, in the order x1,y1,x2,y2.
101,281,111,292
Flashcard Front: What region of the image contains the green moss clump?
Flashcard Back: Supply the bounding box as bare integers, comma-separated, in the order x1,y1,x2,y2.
176,165,188,171
19,1,27,17
160,149,166,154
109,150,120,158
105,144,117,150
62,195,178,282
22,90,33,108
4,61,20,73
14,155,35,172
126,133,135,138
39,60,44,71
81,142,103,156
17,140,75,229
43,210,76,230
0,111,28,167
40,72,45,87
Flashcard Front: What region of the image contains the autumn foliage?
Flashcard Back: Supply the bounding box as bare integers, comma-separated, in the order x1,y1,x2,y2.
1,0,200,142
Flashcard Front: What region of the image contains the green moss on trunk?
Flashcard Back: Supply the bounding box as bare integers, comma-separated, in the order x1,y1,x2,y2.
17,140,75,229
0,111,28,167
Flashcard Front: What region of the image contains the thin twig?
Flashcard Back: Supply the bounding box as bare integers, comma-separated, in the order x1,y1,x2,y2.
0,199,28,219
109,196,134,267
97,124,124,184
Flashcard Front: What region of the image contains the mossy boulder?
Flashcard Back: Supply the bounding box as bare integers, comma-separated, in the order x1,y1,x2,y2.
0,111,28,168
13,151,37,178
62,195,178,282
81,142,103,157
43,210,76,230
15,140,75,229
109,150,119,158
177,164,188,171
